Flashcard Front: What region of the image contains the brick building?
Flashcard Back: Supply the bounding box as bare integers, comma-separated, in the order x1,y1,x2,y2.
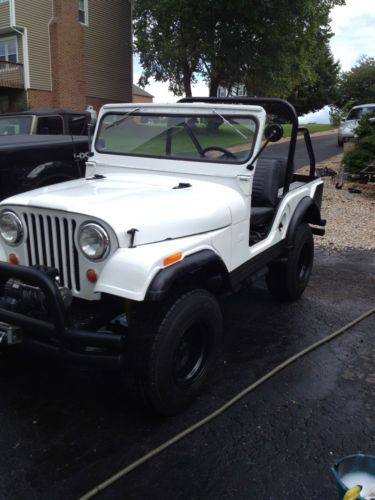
132,83,153,103
0,0,132,113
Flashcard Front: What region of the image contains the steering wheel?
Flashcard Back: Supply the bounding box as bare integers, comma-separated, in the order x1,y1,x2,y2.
201,146,237,159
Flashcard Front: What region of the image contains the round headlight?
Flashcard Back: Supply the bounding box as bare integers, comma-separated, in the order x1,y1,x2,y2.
0,211,23,246
78,223,110,261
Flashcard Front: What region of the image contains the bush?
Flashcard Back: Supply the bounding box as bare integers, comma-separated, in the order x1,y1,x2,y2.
341,114,375,175
329,102,355,127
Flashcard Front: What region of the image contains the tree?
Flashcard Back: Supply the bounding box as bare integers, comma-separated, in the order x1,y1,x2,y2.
133,1,201,97
134,0,344,107
336,56,375,107
287,43,341,115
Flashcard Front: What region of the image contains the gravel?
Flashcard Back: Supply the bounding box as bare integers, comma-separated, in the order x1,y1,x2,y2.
300,153,375,251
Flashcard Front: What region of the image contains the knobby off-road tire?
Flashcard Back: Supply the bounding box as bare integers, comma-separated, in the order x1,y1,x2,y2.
266,223,314,301
126,289,222,415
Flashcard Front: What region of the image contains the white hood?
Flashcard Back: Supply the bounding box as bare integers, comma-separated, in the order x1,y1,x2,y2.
2,172,243,246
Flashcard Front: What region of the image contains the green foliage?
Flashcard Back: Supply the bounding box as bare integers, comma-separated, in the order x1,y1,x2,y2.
134,0,344,106
342,114,375,175
329,101,355,127
336,56,375,107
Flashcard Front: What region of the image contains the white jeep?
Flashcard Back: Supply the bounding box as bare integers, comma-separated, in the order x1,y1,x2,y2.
0,97,325,414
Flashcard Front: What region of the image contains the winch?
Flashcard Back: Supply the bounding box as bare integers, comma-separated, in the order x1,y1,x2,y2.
0,265,72,313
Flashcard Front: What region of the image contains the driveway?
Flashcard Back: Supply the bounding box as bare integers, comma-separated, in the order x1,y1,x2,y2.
264,130,341,168
0,248,374,499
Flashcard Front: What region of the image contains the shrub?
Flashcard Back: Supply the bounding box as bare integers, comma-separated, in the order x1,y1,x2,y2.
341,114,375,175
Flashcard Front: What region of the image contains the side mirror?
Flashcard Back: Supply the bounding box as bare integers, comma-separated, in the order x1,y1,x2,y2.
265,124,283,142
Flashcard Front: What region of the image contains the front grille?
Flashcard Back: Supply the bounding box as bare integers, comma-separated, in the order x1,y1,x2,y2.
23,212,80,291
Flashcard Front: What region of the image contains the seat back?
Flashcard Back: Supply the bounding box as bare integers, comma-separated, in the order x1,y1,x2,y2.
251,157,287,207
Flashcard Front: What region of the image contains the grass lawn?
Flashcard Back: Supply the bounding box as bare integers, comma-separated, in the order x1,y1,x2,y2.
282,123,335,137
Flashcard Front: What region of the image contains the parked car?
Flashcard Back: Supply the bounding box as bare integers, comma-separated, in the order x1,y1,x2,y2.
0,98,325,414
0,135,89,200
337,103,375,146
0,108,91,136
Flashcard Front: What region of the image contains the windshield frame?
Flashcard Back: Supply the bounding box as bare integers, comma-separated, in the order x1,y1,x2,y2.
94,111,260,165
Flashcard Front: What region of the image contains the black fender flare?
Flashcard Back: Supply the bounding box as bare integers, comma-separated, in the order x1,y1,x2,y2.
146,250,230,301
26,161,81,188
286,196,325,248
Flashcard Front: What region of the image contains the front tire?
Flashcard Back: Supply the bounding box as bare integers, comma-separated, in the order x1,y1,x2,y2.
266,223,314,301
126,289,222,415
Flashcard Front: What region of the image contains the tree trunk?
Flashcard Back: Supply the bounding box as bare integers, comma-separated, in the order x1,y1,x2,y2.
183,60,192,97
209,78,219,97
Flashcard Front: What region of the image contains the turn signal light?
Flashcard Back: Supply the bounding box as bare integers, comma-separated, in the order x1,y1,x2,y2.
86,269,97,283
8,254,18,264
163,252,182,267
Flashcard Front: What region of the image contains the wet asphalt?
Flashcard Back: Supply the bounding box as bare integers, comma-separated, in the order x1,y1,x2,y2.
0,248,374,499
266,132,342,168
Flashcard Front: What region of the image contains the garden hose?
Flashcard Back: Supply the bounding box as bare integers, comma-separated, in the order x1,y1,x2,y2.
79,306,375,500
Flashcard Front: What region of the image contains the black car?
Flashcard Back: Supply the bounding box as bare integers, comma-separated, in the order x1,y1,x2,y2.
0,134,89,200
0,108,91,136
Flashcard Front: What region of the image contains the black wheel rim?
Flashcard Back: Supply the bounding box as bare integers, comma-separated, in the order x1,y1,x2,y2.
173,323,209,387
297,243,311,281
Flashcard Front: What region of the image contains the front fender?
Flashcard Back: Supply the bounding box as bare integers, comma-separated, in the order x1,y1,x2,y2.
94,230,230,301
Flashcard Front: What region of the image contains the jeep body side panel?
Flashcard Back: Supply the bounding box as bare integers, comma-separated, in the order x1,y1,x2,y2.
230,177,323,272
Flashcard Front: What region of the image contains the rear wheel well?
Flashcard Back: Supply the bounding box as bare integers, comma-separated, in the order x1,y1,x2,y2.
302,203,321,225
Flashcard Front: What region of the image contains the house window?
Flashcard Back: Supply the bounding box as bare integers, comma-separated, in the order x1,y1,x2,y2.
0,1,9,4
78,0,88,25
0,37,18,63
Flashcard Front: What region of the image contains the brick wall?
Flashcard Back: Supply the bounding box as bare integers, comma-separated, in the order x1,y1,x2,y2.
133,95,153,103
49,0,86,110
85,95,125,113
28,89,54,109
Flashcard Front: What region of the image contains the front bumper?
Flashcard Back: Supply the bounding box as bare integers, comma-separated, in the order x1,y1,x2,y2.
0,262,123,366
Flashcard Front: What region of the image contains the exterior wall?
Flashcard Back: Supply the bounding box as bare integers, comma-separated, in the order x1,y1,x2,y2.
16,0,52,91
133,94,153,103
28,88,53,108
2,0,133,111
84,0,132,103
0,2,10,28
85,95,123,112
48,0,86,109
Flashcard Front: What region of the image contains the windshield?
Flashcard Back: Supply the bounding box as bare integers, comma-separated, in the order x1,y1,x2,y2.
346,106,375,121
96,112,258,164
0,115,33,135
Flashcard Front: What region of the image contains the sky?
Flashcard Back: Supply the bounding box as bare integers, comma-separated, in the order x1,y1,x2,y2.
133,1,375,122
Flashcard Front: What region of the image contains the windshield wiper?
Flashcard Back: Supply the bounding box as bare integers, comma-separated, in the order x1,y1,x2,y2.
105,108,140,129
212,109,247,139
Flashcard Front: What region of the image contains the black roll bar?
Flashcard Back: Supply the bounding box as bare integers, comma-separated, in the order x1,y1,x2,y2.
177,97,315,194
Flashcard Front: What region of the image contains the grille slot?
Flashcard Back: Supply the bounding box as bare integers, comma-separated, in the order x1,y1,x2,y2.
23,213,80,291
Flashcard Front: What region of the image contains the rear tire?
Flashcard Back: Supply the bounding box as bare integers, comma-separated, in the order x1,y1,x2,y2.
266,223,314,301
126,289,222,415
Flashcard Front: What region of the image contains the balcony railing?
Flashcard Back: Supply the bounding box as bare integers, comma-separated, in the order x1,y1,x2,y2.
0,60,24,89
